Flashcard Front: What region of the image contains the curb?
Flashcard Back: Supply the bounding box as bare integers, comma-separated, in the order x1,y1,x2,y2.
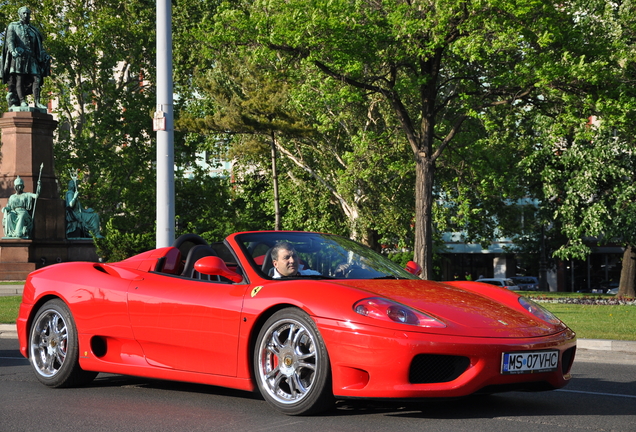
0,284,24,296
576,338,636,353
0,324,18,339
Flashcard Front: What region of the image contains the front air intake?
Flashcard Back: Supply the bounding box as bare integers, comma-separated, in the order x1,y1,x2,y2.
409,354,470,384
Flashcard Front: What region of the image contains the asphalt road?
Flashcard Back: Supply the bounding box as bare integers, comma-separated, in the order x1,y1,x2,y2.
1,338,635,432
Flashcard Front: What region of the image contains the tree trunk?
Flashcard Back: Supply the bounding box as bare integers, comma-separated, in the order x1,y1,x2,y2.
619,245,636,297
270,131,281,230
358,227,380,251
414,153,435,279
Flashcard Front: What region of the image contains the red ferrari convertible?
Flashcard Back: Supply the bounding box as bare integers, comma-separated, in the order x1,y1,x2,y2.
17,231,576,415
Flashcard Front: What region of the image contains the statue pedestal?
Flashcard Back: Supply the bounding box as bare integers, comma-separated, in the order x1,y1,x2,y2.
0,111,97,280
0,240,36,278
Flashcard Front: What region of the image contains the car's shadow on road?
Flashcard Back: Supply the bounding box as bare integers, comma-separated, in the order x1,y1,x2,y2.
89,373,262,400
0,348,30,367
331,387,632,418
87,373,634,419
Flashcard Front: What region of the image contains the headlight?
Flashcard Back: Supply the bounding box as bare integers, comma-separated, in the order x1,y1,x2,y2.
353,298,446,328
518,296,561,325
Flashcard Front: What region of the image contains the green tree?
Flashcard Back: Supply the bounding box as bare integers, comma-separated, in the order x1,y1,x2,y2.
525,123,636,297
520,0,636,296
26,0,157,242
2,0,243,260
272,67,415,247
178,58,314,230
210,0,579,278
178,47,416,246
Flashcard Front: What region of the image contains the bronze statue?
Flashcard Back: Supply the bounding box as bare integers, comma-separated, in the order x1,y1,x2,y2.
65,173,102,239
2,6,51,111
2,175,40,238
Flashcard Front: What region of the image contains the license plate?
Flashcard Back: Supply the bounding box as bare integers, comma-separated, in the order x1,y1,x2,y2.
501,350,559,375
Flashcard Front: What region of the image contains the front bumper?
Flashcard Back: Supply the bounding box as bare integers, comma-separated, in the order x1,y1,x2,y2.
315,317,576,399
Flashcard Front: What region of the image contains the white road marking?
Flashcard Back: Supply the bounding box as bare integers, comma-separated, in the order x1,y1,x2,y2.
557,388,636,399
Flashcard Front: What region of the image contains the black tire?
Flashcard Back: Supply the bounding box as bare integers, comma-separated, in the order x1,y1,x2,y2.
29,299,97,387
254,308,334,415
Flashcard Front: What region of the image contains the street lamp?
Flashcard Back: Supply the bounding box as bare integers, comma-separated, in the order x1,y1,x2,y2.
155,0,175,248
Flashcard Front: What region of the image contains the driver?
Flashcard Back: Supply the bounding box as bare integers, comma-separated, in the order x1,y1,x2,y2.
271,242,321,278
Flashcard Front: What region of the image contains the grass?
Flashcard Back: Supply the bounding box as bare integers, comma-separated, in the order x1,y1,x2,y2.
526,291,621,299
0,296,21,324
521,291,636,340
1,293,635,341
542,303,635,341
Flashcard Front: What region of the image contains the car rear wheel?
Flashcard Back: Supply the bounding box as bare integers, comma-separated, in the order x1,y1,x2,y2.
254,308,333,415
29,299,97,387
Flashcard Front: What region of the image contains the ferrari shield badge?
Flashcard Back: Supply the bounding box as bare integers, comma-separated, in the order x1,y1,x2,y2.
251,286,264,297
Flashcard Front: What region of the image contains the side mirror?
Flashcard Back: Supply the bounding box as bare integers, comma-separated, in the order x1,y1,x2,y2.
405,261,422,276
194,256,243,283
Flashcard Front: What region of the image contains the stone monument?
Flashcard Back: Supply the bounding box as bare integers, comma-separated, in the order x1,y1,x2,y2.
65,172,102,239
2,6,51,112
2,174,40,238
0,7,97,280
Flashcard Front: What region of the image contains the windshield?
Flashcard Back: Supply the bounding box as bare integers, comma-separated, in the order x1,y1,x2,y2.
235,232,418,280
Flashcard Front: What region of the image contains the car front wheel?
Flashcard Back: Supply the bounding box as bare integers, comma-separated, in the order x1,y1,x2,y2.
254,308,333,415
29,299,97,387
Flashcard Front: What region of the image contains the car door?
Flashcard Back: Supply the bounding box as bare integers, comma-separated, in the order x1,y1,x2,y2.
127,273,248,376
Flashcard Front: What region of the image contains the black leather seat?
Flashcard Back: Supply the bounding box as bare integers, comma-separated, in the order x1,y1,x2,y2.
181,245,218,280
261,248,275,277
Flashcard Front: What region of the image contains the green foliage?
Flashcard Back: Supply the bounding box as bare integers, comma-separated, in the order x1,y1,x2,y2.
177,30,417,247
176,162,273,239
520,8,636,261
205,0,597,277
94,220,154,262
538,127,636,260
193,60,313,138
387,251,414,269
16,0,158,235
274,71,416,248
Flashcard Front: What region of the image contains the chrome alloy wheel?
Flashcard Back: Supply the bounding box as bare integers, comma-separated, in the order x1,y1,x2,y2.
30,307,69,378
257,317,319,405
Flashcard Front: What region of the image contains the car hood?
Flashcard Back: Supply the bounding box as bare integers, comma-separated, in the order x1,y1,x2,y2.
327,279,564,338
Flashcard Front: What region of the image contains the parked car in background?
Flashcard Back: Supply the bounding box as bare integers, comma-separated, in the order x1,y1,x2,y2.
476,278,520,291
578,281,618,294
601,282,619,294
511,276,540,291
